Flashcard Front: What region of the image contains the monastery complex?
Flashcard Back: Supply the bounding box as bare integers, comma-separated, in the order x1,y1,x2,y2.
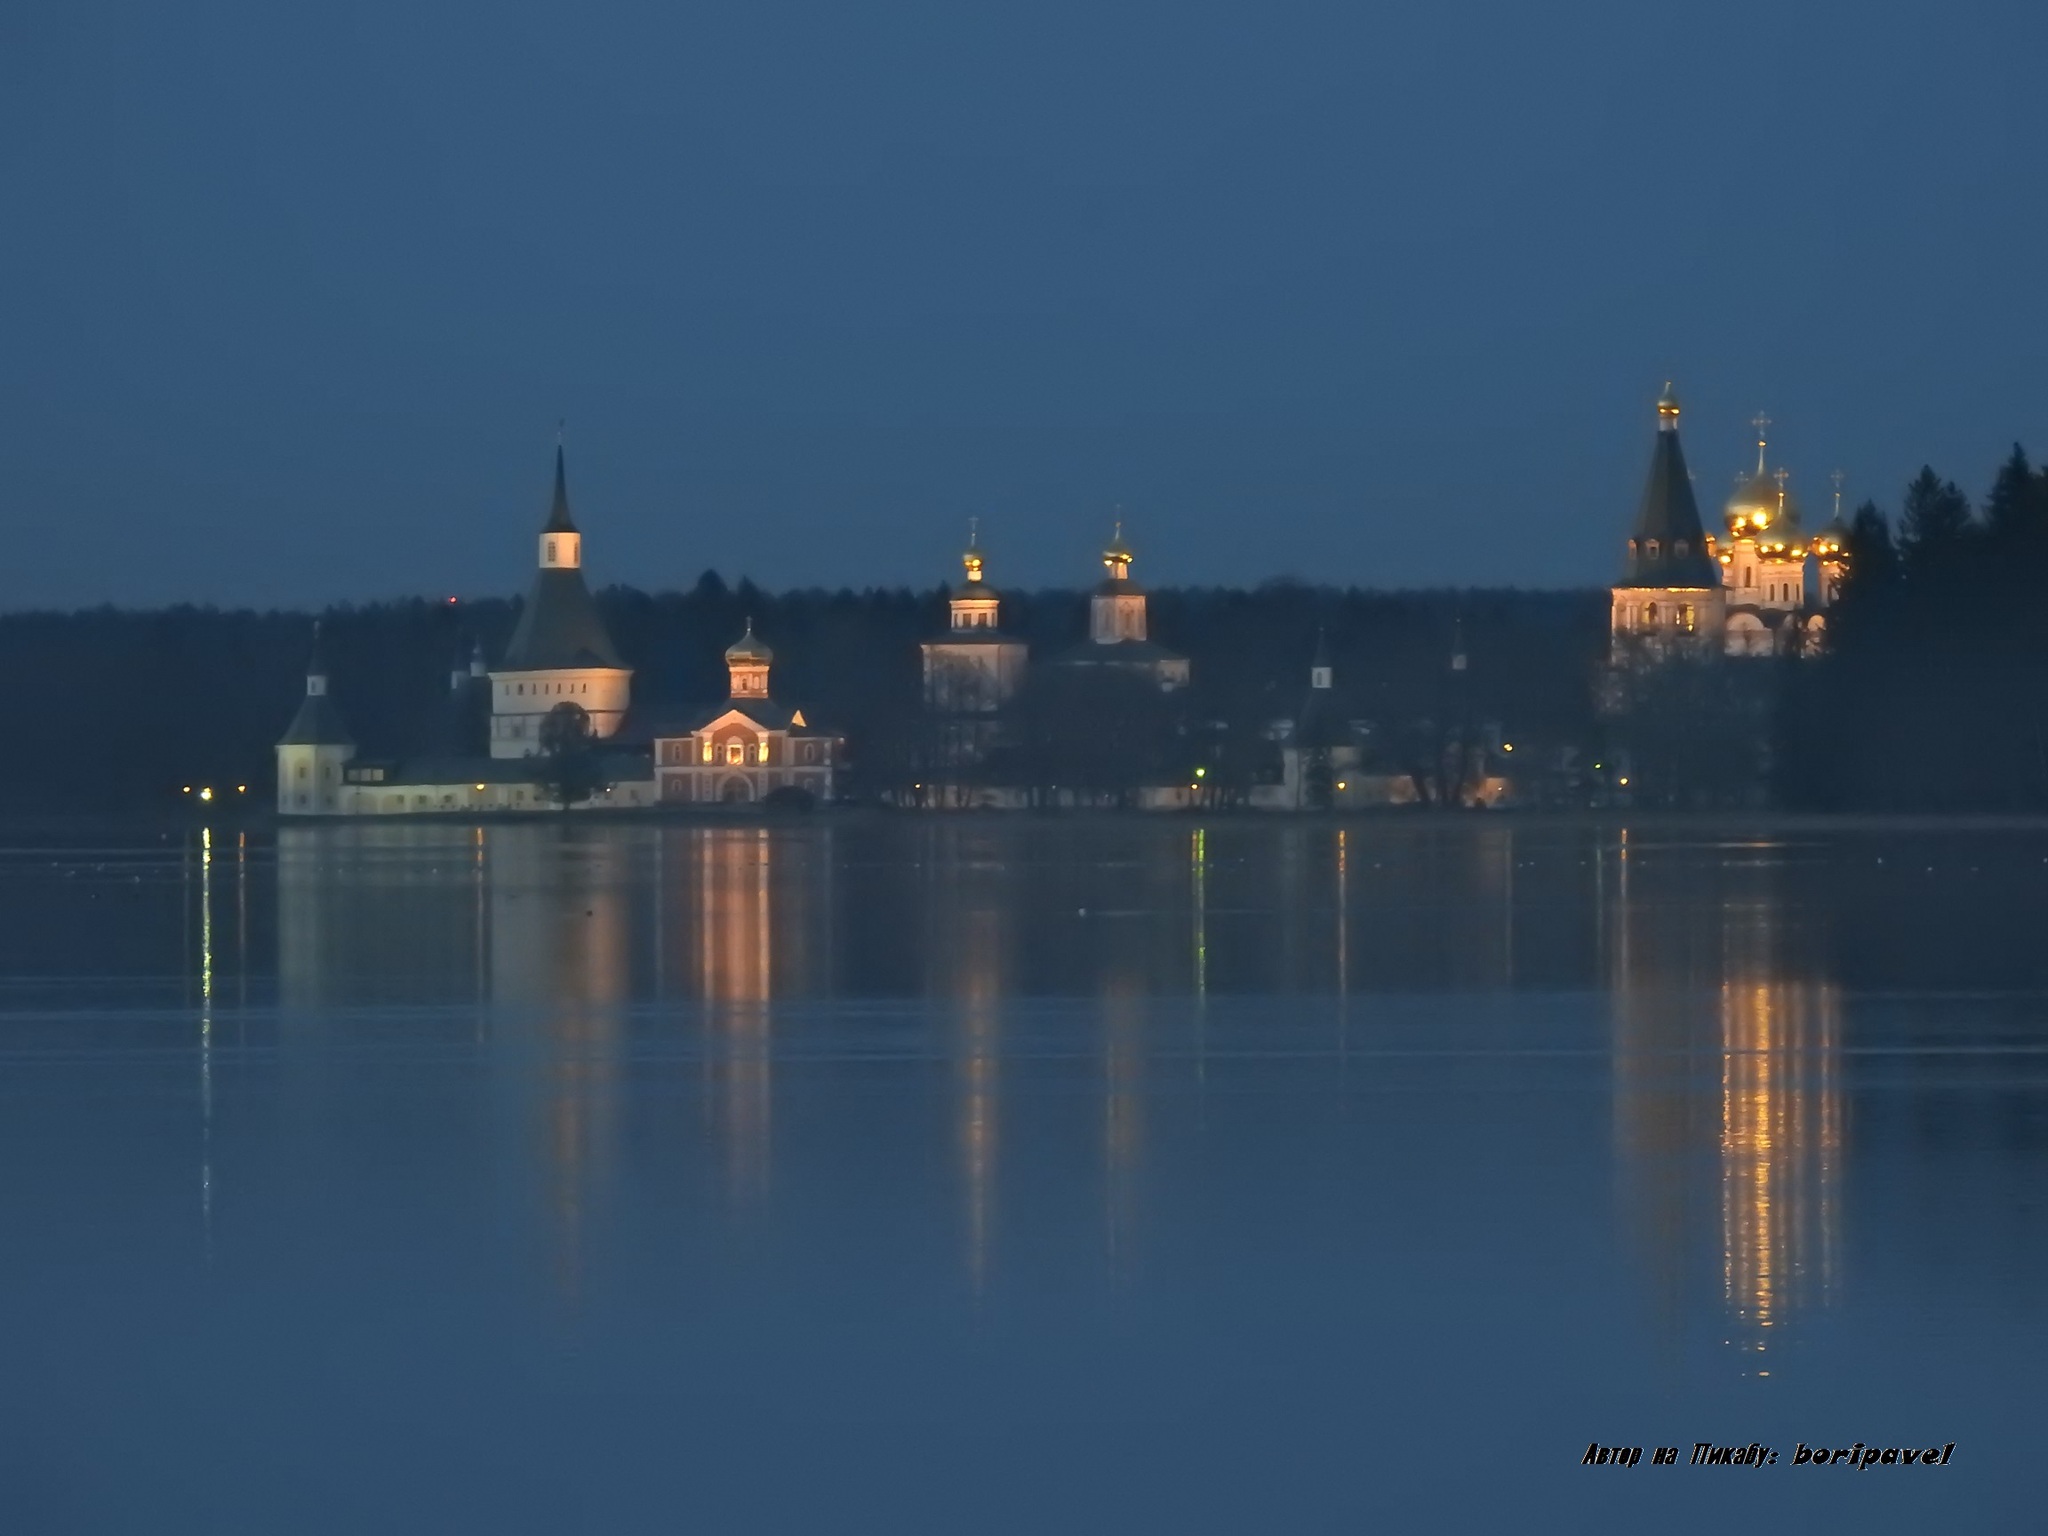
278,387,1850,816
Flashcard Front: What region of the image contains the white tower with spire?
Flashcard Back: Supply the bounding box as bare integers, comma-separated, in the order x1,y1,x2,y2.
921,521,1029,714
274,622,356,814
487,444,633,757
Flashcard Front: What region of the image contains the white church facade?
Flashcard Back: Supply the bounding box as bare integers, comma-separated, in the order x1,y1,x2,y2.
276,447,838,816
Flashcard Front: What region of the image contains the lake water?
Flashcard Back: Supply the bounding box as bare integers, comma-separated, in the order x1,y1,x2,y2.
1,816,2043,1532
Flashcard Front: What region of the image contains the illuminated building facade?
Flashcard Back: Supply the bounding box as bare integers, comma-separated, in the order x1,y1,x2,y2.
1712,418,1836,657
1609,387,1848,665
1053,525,1191,691
1609,386,1728,664
650,623,842,805
920,526,1029,715
488,446,634,755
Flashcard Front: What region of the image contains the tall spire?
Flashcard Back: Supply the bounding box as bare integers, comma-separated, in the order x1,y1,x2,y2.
537,437,583,570
1831,469,1845,522
278,619,354,747
1622,384,1720,589
544,440,576,534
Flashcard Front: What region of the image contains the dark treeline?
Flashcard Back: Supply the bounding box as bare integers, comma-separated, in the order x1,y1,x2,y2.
0,575,1604,812
1778,446,2048,810
22,439,2048,818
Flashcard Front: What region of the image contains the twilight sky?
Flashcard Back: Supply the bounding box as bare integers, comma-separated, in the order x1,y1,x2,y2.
4,0,2046,609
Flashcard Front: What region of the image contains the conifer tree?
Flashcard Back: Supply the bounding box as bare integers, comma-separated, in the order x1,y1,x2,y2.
1897,467,1975,584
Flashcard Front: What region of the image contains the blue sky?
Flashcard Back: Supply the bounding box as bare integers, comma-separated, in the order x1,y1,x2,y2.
4,0,2044,606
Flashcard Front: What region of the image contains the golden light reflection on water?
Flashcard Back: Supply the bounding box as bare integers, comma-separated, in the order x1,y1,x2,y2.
1608,837,1843,1371
269,821,1852,1337
1716,923,1841,1369
695,828,775,1208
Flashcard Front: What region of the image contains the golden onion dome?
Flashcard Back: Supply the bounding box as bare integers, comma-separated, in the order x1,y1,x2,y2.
1725,471,1802,538
725,618,773,663
1812,515,1851,560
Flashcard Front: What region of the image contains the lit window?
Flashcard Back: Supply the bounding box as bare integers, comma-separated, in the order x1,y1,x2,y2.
726,740,744,766
701,740,712,763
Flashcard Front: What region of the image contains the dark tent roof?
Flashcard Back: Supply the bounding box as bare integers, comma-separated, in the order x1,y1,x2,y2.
1618,425,1720,589
1295,635,1343,748
542,444,576,534
498,449,626,671
277,622,354,745
500,569,624,670
278,690,353,747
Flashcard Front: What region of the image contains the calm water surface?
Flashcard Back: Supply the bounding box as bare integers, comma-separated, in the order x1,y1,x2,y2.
1,817,2043,1532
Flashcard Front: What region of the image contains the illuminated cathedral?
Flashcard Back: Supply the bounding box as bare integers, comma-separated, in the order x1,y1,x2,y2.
1609,385,1850,664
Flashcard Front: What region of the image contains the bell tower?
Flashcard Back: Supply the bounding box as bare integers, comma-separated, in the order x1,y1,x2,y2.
1090,522,1149,643
275,621,357,815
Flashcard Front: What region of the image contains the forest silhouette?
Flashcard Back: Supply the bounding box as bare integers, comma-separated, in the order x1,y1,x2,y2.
5,441,2042,815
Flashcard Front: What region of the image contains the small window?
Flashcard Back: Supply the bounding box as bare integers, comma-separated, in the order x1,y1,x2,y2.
546,539,557,562
701,740,712,763
1645,539,1661,559
726,740,744,766
1674,539,1689,558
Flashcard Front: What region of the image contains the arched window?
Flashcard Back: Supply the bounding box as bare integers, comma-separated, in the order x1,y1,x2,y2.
700,740,712,763
1646,539,1661,560
726,740,744,766
1645,603,1659,626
